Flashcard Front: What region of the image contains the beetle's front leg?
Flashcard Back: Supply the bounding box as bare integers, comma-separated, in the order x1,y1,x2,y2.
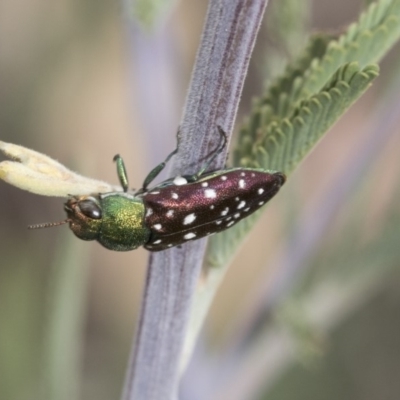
137,147,178,195
113,154,129,192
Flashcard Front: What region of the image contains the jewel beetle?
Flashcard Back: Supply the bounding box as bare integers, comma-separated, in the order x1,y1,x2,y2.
34,127,286,251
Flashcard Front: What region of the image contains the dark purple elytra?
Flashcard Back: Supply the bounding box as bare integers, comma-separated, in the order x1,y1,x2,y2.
142,168,285,251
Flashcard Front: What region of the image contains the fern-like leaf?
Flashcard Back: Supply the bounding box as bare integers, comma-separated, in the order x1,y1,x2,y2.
208,0,400,267
209,63,379,266
254,0,400,123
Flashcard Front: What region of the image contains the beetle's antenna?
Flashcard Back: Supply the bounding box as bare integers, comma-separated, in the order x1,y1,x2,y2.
28,219,70,230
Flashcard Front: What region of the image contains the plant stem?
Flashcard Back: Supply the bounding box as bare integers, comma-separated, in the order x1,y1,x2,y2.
121,1,269,399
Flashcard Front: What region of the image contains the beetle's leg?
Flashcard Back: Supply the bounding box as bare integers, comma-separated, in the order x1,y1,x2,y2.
187,125,228,182
136,127,182,194
113,154,129,192
139,147,178,193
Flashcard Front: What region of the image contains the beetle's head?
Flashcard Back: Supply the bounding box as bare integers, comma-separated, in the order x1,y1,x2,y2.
64,195,103,241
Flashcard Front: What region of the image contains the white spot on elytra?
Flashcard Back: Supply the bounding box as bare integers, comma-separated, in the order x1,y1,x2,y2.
221,207,229,216
244,207,250,212
153,224,162,230
251,173,255,177
259,201,265,206
184,232,196,240
150,191,160,194
216,220,222,225
210,205,215,210
201,182,208,187
234,213,240,219
235,197,240,202
237,201,246,209
241,172,246,177
166,210,174,217
183,213,196,225
226,217,232,221
172,192,179,199
221,175,227,181
205,189,217,198
173,176,187,186
146,208,153,217
167,244,173,247
153,239,162,244
258,188,264,195
239,179,245,188
227,221,235,227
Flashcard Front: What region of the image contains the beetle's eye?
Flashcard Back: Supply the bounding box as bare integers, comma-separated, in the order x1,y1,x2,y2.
78,199,102,219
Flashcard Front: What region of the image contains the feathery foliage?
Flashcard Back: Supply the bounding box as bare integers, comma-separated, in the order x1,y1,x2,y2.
207,0,400,266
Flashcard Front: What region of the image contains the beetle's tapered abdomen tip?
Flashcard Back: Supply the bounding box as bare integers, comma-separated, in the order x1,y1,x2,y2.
274,172,287,186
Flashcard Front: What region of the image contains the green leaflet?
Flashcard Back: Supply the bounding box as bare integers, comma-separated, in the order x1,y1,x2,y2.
207,0,400,268
247,0,400,124
208,64,378,267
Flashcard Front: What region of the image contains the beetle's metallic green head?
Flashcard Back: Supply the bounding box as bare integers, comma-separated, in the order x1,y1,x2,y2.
64,193,150,251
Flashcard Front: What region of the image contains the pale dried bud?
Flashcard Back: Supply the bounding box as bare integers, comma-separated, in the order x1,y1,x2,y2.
0,141,119,197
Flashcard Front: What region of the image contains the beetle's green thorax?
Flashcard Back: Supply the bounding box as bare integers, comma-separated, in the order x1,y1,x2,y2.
65,193,150,251
99,193,150,250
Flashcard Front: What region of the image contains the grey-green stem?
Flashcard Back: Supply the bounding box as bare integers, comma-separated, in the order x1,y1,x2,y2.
121,1,269,399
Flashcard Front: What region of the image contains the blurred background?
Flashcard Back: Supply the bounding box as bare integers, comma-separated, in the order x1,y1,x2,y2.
1,0,400,399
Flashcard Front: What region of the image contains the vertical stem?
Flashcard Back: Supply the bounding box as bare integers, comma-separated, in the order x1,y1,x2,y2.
122,1,269,399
